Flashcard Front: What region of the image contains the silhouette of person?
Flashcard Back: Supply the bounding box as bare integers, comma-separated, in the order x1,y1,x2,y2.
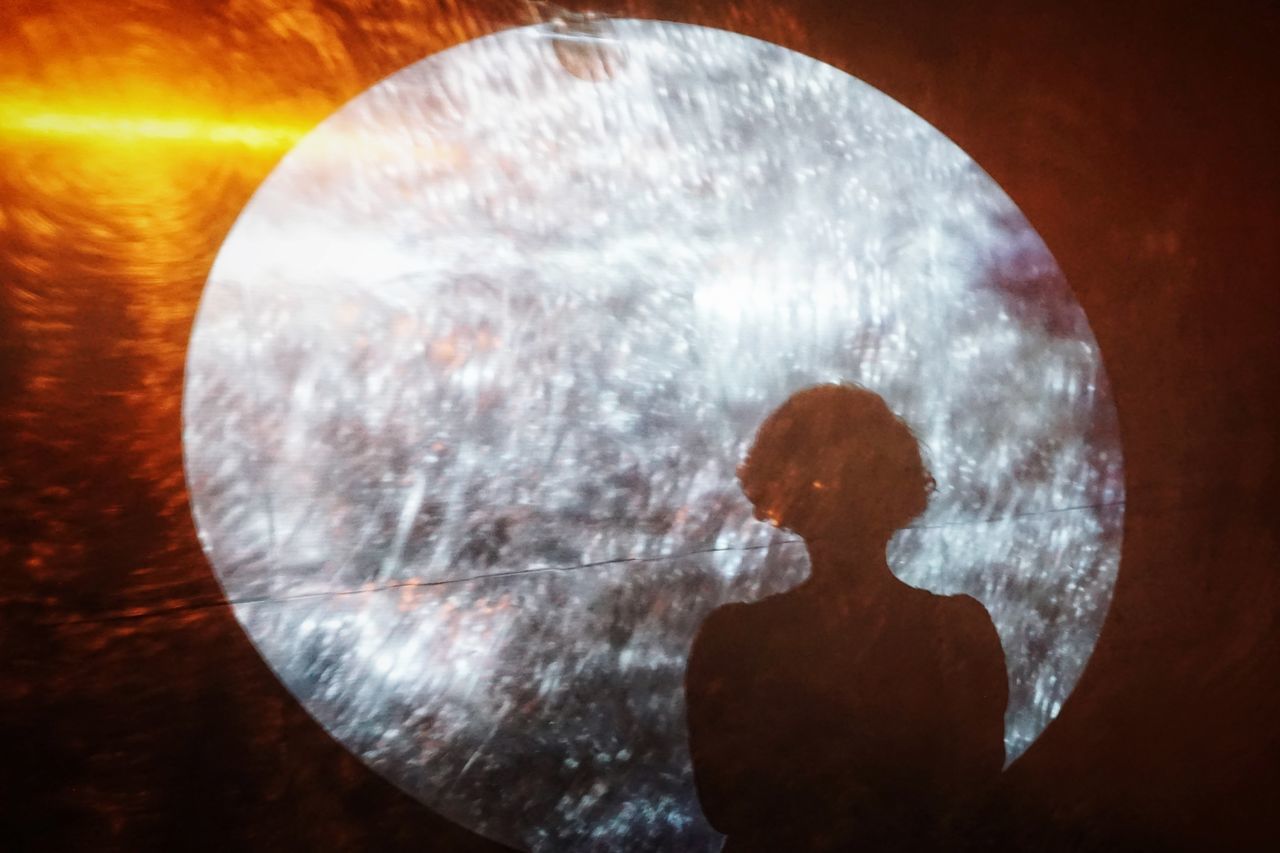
685,384,1008,851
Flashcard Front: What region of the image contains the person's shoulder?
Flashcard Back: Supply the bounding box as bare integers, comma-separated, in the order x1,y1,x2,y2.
938,593,1006,656
697,600,758,638
903,586,977,619
692,598,782,652
941,592,994,621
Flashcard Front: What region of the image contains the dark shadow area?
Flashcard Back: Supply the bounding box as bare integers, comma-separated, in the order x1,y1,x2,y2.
686,384,1008,851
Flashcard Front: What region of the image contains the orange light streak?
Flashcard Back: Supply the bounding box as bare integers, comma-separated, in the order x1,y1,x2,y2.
0,99,308,150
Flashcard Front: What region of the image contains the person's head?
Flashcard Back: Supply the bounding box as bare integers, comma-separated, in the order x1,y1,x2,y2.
738,384,932,545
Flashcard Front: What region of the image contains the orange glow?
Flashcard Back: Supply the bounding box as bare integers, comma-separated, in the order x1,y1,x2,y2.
0,98,307,150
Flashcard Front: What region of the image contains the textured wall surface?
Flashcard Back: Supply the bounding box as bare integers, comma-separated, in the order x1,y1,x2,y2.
184,21,1120,851
1,2,1276,852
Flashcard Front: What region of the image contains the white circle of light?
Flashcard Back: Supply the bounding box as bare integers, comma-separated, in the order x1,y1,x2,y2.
184,20,1124,852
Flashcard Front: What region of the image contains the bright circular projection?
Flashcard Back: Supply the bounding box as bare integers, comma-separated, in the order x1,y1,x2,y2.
184,20,1123,852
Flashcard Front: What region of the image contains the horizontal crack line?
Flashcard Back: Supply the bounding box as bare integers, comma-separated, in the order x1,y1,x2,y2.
23,499,1129,627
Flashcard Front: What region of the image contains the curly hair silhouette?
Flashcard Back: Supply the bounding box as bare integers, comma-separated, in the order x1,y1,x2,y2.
737,383,933,549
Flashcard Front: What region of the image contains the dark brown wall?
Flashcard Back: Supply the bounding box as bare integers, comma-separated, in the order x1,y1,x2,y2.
1,1,1276,850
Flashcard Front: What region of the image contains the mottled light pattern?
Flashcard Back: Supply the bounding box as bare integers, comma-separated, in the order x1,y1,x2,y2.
183,21,1123,852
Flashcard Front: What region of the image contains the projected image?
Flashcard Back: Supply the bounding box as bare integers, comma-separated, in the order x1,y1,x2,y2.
183,20,1124,852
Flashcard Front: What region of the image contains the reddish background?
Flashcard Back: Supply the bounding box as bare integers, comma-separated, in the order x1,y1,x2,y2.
1,1,1276,850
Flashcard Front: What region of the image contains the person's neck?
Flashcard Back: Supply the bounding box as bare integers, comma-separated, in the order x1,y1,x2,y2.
803,532,897,594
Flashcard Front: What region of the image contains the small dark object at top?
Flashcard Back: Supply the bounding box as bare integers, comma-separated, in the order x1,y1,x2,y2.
530,1,626,81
